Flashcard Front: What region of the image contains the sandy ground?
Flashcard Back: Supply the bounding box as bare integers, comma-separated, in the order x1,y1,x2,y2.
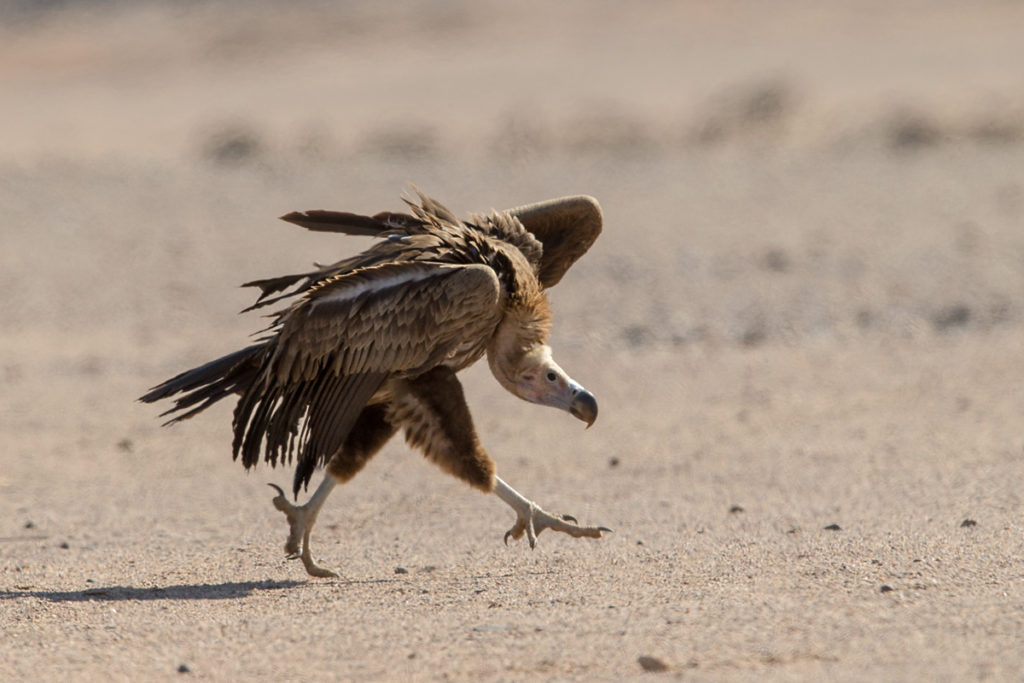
2,1,1024,680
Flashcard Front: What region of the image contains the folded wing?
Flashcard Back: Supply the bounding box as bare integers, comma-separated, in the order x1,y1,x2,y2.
233,261,503,495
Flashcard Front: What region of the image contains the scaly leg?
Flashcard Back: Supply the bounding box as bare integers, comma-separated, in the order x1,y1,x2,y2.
268,475,338,578
493,476,611,548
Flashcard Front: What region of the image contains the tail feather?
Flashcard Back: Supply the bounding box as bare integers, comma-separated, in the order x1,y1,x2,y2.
139,344,264,424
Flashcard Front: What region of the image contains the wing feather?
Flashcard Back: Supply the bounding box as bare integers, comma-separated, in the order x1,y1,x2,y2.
270,261,502,383
507,195,602,288
278,210,390,236
278,208,427,236
232,260,502,495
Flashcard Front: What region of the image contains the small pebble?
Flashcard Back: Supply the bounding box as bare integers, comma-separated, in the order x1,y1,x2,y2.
880,584,895,593
609,457,620,468
394,566,409,574
177,663,191,674
729,505,744,514
960,519,977,528
823,524,842,531
59,541,70,549
24,521,35,529
638,655,669,672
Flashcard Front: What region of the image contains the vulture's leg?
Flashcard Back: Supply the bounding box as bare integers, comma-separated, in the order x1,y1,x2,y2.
392,368,610,547
270,403,397,578
390,367,497,492
269,476,338,578
493,476,611,548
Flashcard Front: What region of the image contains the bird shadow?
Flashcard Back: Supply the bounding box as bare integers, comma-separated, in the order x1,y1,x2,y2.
0,575,402,603
0,579,302,603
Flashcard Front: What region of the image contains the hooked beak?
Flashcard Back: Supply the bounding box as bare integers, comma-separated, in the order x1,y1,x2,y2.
569,387,598,428
501,345,598,427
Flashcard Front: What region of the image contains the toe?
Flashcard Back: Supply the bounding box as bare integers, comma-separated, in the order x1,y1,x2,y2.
503,517,527,545
269,483,294,514
305,564,339,579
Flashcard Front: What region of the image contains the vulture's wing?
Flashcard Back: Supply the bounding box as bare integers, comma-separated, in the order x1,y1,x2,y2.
507,195,603,288
233,261,502,494
278,209,421,236
242,211,427,312
269,261,502,383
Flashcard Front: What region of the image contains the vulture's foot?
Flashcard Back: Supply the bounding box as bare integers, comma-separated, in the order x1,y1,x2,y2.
268,483,338,578
502,505,611,548
493,476,611,549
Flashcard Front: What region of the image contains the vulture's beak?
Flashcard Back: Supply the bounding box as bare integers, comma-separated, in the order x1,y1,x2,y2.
569,387,598,428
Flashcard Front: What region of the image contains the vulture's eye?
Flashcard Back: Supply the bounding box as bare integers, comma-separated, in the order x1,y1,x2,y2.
546,371,557,382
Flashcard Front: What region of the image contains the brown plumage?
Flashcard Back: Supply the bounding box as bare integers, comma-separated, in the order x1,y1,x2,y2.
140,188,609,577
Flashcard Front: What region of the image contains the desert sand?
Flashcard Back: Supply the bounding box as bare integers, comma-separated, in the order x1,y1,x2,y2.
2,1,1024,680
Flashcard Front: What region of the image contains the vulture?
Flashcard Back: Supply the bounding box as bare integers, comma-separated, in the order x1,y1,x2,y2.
140,188,609,577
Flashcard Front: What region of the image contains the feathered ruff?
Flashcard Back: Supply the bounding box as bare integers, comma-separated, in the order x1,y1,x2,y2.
467,210,543,275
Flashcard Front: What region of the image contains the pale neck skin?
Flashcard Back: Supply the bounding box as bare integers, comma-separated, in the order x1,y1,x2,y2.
487,325,597,426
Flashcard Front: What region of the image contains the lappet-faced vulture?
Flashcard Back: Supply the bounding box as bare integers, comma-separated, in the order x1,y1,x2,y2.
140,188,609,577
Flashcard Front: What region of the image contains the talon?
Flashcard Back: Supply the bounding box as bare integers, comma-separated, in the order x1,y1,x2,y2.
501,505,609,546
269,483,291,513
494,478,609,550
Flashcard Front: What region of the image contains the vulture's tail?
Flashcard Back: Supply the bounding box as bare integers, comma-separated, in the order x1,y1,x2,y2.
139,344,265,424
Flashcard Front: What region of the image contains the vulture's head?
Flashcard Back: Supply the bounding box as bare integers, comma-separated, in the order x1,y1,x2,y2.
489,344,598,427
